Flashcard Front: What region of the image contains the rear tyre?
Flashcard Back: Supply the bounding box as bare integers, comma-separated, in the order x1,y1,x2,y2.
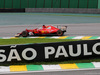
56,30,63,36
22,31,28,37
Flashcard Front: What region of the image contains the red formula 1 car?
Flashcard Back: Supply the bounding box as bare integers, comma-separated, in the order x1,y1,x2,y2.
15,25,67,37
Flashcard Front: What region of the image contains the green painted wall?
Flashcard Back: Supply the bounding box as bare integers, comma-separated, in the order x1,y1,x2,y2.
61,0,69,8
0,0,4,8
79,0,88,8
28,0,36,8
69,0,78,8
36,0,44,8
98,0,100,8
44,0,52,8
5,0,12,8
88,0,98,8
52,0,60,8
21,0,28,8
13,0,20,8
0,0,100,9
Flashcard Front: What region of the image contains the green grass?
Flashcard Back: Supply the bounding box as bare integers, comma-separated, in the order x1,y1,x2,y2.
0,38,80,45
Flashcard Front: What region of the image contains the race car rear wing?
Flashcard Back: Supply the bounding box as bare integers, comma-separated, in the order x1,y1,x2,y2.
60,26,67,32
57,26,67,32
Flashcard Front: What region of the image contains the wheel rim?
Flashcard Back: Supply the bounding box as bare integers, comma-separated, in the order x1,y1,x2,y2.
22,31,28,37
57,30,63,36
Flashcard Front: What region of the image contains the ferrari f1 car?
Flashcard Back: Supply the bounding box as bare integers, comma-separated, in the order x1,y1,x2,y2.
15,25,67,37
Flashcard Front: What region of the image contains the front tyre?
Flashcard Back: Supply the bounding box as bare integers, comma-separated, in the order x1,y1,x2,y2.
56,30,63,36
22,31,28,37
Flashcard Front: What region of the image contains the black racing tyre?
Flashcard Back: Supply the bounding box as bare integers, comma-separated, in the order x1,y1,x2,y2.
56,30,63,36
22,31,28,37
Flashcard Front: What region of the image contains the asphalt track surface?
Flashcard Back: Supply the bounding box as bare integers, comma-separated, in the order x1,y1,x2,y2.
0,23,100,75
0,13,100,37
0,23,100,37
0,13,100,25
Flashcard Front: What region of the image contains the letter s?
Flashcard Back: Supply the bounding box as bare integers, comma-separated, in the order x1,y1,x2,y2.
0,50,6,62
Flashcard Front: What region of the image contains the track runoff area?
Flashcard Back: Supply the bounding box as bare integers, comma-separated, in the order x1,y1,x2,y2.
0,13,100,73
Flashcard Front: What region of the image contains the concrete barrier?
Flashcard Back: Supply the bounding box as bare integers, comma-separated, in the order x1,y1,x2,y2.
25,8,100,14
